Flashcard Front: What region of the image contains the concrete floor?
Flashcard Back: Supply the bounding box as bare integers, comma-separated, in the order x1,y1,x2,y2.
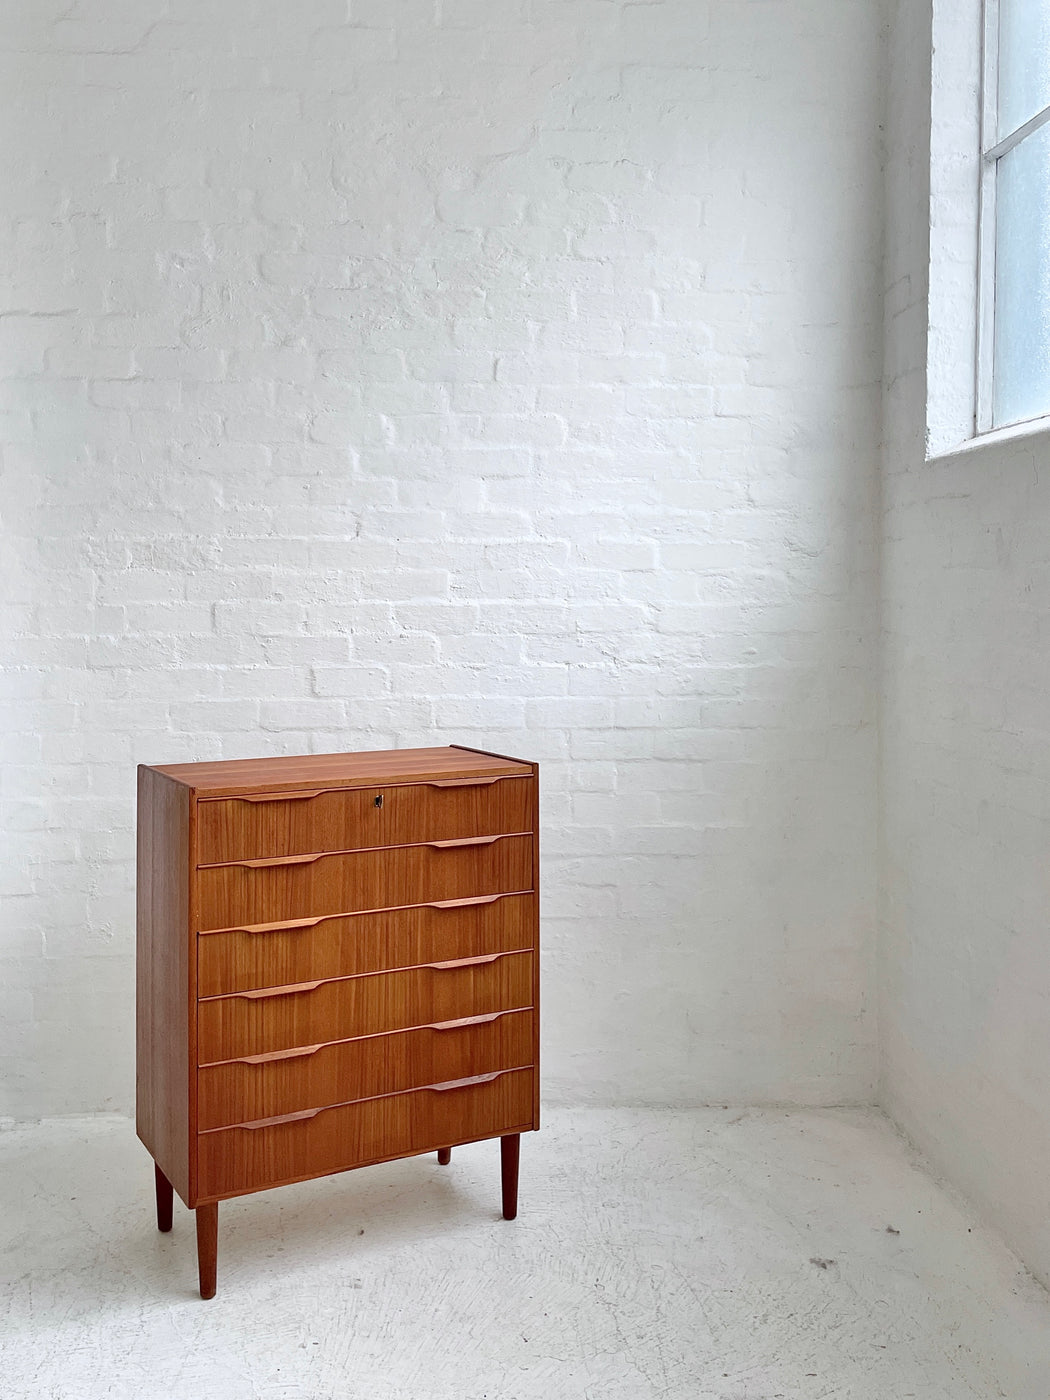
2,1107,1049,1399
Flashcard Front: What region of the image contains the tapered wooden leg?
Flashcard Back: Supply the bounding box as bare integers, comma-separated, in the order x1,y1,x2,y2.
154,1163,173,1233
196,1202,218,1300
437,1147,452,1165
500,1133,520,1221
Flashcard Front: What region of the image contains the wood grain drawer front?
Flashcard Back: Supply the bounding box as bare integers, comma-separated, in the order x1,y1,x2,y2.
198,891,534,998
198,951,533,1064
197,776,534,864
198,1067,535,1199
197,835,532,933
197,1008,534,1131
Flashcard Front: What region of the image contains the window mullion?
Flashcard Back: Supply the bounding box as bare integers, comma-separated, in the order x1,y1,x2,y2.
984,101,1050,161
976,0,1000,433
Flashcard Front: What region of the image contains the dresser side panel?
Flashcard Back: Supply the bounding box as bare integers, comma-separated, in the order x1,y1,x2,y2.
136,766,193,1205
530,765,541,1129
456,749,540,1130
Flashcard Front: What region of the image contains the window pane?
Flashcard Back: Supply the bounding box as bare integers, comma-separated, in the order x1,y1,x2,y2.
1000,0,1050,137
993,122,1050,427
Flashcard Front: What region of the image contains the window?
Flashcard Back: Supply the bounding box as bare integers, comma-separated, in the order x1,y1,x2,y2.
980,0,1050,430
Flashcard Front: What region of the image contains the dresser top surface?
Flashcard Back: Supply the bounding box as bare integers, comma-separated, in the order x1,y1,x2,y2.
144,745,533,796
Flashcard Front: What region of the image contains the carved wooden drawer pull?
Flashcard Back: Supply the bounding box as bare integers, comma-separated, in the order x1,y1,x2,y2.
232,852,325,869
236,1044,325,1065
429,1012,502,1030
428,953,504,970
427,778,501,788
427,894,503,909
427,835,502,848
234,979,325,1000
205,915,327,936
426,1071,505,1092
235,790,325,804
234,1106,325,1131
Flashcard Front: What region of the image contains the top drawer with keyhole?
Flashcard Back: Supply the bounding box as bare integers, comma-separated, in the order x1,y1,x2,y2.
196,777,535,865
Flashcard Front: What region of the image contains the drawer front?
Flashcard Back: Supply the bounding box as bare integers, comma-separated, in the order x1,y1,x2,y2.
198,951,533,1063
198,891,534,998
197,776,534,864
198,1066,535,1199
197,835,532,933
197,1008,534,1131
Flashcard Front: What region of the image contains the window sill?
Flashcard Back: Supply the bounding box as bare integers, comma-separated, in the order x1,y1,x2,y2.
926,411,1050,463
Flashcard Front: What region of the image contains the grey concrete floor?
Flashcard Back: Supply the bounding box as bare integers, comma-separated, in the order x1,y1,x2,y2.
2,1106,1049,1399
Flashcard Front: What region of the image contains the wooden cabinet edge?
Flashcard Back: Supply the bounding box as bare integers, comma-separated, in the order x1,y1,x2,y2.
448,750,541,1125
450,743,538,772
187,785,199,1205
136,767,195,1207
529,765,541,1129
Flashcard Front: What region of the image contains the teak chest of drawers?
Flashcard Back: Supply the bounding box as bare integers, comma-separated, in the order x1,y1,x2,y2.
136,744,539,1298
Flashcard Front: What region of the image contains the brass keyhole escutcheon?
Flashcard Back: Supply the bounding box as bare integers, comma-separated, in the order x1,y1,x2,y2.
374,793,383,808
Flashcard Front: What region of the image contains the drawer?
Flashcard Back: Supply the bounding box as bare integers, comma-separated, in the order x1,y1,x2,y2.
198,1007,534,1131
197,834,532,933
198,890,534,997
198,950,533,1063
198,1066,535,1199
196,775,534,863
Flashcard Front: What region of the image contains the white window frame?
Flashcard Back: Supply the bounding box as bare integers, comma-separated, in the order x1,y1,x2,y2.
976,0,1050,433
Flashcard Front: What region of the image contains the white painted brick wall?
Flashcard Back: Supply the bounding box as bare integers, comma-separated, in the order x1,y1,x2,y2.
1,0,883,1117
882,0,1050,1289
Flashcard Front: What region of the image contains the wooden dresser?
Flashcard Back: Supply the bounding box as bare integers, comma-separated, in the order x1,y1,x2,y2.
136,744,539,1299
